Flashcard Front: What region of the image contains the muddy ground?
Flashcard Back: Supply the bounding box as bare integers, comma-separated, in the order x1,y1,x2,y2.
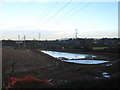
2,48,120,88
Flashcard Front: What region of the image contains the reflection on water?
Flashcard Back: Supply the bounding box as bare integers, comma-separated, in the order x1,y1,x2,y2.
48,78,68,84
95,77,102,79
41,50,109,64
105,64,112,66
102,72,110,79
62,60,109,64
41,50,95,59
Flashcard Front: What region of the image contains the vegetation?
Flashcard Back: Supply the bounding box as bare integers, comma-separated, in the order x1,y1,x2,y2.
2,38,120,53
93,47,108,50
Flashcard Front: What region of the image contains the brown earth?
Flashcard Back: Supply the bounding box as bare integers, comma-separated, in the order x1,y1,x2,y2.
2,48,120,88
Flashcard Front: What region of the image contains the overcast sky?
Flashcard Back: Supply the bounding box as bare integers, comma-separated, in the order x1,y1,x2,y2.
0,0,118,40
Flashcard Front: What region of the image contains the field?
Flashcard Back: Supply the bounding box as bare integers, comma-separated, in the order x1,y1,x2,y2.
2,48,120,88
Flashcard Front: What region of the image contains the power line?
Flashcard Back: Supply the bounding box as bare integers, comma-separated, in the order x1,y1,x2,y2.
42,0,93,29
43,1,58,18
37,1,58,26
39,2,53,19
32,0,92,40
31,1,58,36
54,1,93,26
49,1,84,25
38,0,73,30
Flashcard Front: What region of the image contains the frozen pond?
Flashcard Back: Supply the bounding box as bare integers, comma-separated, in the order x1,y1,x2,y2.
41,50,95,59
62,60,109,64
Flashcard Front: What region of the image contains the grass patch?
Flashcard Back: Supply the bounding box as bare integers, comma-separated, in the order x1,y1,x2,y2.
93,47,108,50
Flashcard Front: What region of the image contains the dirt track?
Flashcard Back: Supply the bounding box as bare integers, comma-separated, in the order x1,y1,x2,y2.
2,48,120,88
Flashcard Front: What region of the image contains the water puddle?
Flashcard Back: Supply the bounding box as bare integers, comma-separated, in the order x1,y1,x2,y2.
95,77,102,79
94,72,111,80
48,79,68,84
102,72,110,79
41,50,95,60
105,63,112,66
62,60,109,64
41,50,109,65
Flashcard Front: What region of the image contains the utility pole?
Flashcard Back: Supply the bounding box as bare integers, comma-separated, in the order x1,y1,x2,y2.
75,29,78,39
18,35,20,47
23,35,26,48
18,35,20,40
38,33,41,41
